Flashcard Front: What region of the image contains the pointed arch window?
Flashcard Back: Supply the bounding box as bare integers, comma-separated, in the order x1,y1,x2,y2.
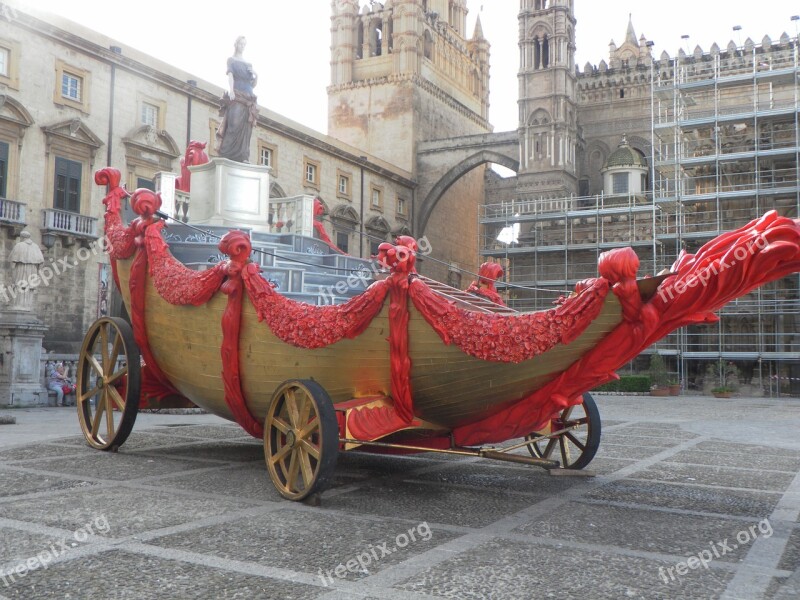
541,35,550,68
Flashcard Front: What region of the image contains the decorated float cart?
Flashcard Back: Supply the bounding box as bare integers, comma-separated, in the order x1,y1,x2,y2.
76,168,800,501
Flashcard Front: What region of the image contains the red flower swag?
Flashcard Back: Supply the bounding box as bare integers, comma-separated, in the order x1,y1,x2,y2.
408,276,610,363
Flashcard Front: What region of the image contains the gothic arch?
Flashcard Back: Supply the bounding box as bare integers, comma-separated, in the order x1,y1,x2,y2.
528,108,551,127
418,150,520,235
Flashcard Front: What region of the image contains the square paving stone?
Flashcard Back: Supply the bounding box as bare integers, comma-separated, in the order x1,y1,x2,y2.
632,463,796,493
666,449,800,472
406,462,580,495
0,443,87,462
131,441,264,463
150,508,456,582
0,469,96,499
600,434,678,448
0,549,322,599
395,537,732,599
26,451,220,481
153,424,253,440
154,462,288,503
595,443,667,460
514,501,755,562
584,457,638,475
586,480,781,518
45,432,185,451
0,486,257,538
0,527,66,568
693,441,800,458
323,477,538,527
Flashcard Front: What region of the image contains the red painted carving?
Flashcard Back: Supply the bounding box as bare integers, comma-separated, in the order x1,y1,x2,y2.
466,262,506,306
242,267,390,348
175,141,209,193
410,276,610,363
218,230,264,437
347,404,421,441
313,198,346,254
453,212,800,445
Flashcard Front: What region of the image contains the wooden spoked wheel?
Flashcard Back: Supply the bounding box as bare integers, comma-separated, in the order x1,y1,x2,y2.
264,380,338,501
77,317,141,451
525,392,601,470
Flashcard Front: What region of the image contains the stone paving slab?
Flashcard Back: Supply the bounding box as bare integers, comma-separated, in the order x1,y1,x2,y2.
149,508,455,583
0,527,64,569
0,486,258,537
514,501,759,562
395,537,733,599
632,463,797,492
0,469,96,499
586,479,782,518
0,549,323,599
666,449,800,472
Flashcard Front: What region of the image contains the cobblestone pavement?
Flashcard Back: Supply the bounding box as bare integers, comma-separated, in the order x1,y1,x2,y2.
2,394,800,599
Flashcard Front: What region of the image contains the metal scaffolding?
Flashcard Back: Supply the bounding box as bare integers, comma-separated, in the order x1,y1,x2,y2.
479,34,800,395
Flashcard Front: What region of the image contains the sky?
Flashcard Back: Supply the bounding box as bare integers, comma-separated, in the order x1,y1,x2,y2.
25,0,800,135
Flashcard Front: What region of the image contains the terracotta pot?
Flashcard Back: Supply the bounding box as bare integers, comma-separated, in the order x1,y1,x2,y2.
712,391,731,398
668,384,681,396
650,388,669,397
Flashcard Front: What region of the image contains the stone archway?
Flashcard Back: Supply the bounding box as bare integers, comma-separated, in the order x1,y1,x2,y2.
417,149,519,235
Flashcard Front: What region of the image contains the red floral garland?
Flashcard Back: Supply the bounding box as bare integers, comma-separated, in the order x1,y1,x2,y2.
409,276,610,363
241,269,389,348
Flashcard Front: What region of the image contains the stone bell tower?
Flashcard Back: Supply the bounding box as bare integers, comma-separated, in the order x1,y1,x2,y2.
328,0,491,173
517,0,579,199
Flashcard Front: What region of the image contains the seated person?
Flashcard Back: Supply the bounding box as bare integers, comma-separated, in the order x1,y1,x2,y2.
46,362,71,407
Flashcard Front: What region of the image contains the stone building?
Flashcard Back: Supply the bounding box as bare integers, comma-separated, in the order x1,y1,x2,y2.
0,0,491,351
481,0,800,392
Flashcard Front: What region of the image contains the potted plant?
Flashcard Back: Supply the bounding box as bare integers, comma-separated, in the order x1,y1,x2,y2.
668,380,681,396
648,352,670,396
711,386,733,398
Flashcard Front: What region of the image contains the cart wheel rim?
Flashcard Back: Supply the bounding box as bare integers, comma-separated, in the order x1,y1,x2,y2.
264,380,338,501
525,392,601,469
76,317,141,451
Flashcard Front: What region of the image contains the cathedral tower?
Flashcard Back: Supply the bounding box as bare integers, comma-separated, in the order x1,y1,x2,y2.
517,0,579,198
328,0,490,173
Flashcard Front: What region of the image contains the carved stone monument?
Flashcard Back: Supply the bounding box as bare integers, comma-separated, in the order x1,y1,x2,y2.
0,231,49,407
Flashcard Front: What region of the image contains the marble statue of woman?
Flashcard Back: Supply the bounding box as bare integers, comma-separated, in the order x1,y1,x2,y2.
216,36,259,163
8,231,44,311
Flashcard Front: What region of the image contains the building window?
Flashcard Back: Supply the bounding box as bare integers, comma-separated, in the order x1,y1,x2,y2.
54,157,82,213
612,172,629,195
336,231,349,254
141,102,159,128
397,197,407,216
0,47,7,78
303,157,320,189
54,60,90,112
61,72,81,101
136,177,155,191
339,175,349,195
0,141,8,198
370,185,383,210
260,146,272,168
641,174,647,192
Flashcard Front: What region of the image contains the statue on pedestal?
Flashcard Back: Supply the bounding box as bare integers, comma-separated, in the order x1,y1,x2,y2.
216,36,258,163
8,231,44,312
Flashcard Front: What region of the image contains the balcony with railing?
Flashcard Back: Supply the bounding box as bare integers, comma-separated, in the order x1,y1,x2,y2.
41,208,98,239
0,197,26,226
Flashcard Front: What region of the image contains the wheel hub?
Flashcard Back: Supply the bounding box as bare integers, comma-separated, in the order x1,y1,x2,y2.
285,429,297,447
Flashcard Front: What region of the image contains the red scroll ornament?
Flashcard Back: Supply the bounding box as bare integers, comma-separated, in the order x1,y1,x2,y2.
466,262,506,306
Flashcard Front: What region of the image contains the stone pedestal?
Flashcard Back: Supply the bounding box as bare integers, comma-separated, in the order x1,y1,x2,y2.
0,312,48,407
187,158,270,232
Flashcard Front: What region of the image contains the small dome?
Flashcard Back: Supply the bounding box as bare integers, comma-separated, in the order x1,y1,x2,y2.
604,136,646,169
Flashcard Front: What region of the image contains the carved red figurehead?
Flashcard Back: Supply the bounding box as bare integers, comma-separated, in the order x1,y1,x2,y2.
376,236,418,274
175,140,210,193
94,168,129,213
467,261,506,306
